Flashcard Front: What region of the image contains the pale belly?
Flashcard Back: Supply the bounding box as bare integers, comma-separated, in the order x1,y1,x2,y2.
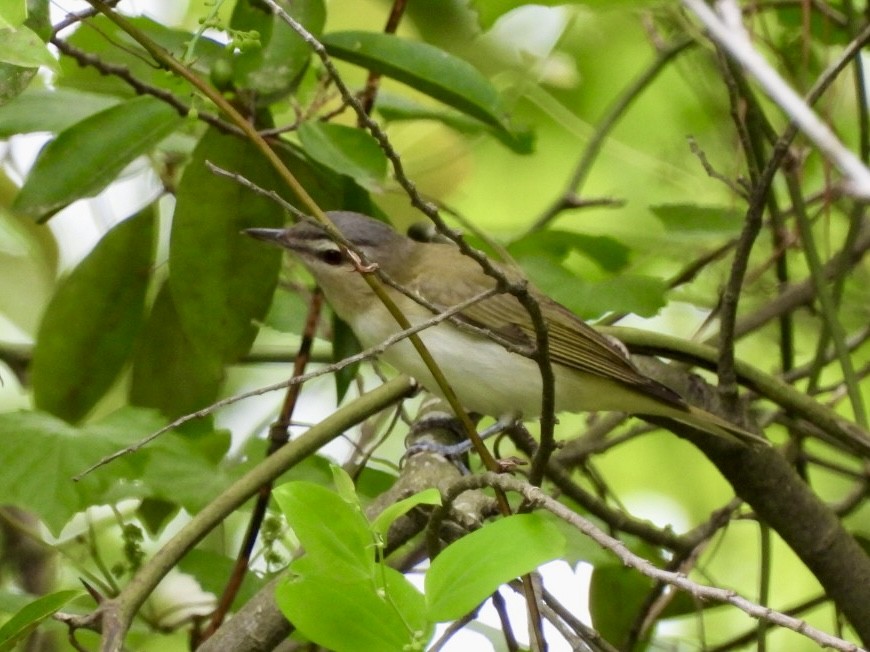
349,310,664,419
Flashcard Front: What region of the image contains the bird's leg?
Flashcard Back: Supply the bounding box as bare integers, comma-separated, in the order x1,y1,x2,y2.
405,412,521,461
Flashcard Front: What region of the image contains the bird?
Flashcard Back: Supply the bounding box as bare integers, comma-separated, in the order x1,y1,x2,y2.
246,210,768,447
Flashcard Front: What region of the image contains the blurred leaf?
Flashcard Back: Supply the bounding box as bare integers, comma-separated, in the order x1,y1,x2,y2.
169,127,284,365
0,590,82,650
0,411,142,535
136,497,179,536
298,122,387,191
509,230,630,272
133,430,235,514
230,0,325,103
371,488,441,539
469,0,570,30
0,172,57,335
273,482,373,579
57,15,223,97
375,92,534,154
13,97,181,221
31,207,154,423
129,283,226,418
0,60,35,105
0,25,47,78
321,31,510,133
332,313,361,403
649,204,744,235
776,5,850,45
0,88,120,136
0,2,27,28
589,564,653,647
179,549,268,609
0,24,57,72
276,560,427,652
425,513,565,621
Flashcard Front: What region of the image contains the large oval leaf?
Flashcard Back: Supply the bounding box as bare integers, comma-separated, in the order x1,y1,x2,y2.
129,282,226,419
31,207,155,423
276,562,427,652
321,31,508,132
168,128,284,365
13,96,181,221
425,513,565,622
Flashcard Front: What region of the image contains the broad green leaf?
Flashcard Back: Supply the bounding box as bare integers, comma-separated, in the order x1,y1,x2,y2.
230,0,325,103
133,429,235,514
371,488,441,539
276,559,428,652
470,0,569,30
169,128,288,365
0,24,57,72
649,204,744,235
31,207,154,423
321,31,509,132
0,88,120,136
298,122,387,191
509,230,630,272
14,96,182,220
129,283,225,418
0,590,82,650
0,411,136,534
273,482,373,580
425,513,565,621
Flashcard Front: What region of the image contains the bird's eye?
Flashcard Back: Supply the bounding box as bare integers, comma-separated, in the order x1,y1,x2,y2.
318,248,344,266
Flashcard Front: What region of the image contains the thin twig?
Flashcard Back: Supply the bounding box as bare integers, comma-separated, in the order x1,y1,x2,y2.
439,473,866,652
683,0,870,198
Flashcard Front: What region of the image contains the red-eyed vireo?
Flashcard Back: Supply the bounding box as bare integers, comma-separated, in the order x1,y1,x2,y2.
247,211,767,447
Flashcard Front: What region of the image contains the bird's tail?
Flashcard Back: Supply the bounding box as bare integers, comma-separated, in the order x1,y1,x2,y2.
663,405,770,448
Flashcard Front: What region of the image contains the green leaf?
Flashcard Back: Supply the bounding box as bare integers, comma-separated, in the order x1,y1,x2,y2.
273,482,374,580
0,411,139,534
0,173,57,335
298,122,387,191
649,204,745,235
0,88,120,136
321,31,509,132
129,282,226,418
589,564,653,647
168,128,285,366
230,0,325,103
0,2,27,29
509,230,630,272
371,488,441,539
0,590,83,650
31,207,154,423
331,464,361,507
0,24,57,72
14,96,182,220
332,314,361,403
425,513,565,621
276,561,428,652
